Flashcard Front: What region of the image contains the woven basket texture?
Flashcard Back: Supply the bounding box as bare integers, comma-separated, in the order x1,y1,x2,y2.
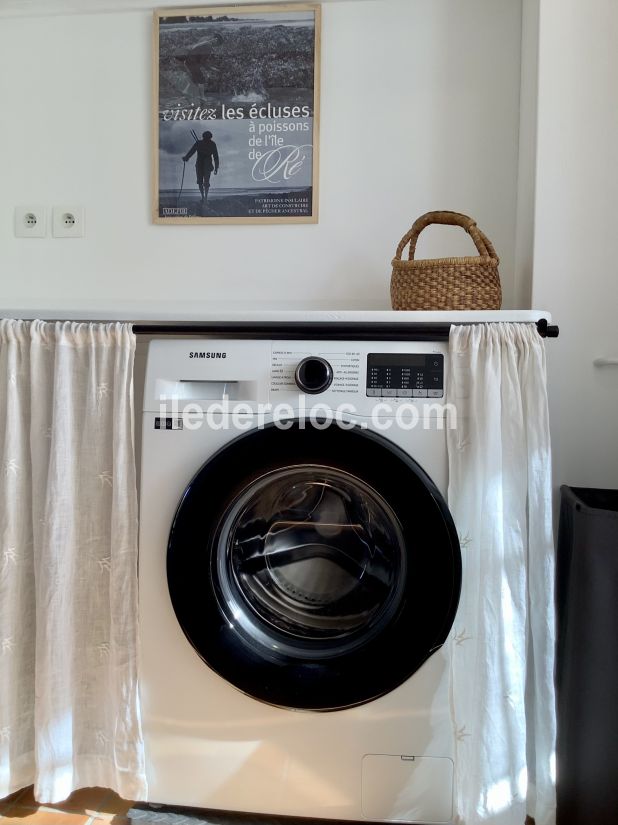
391,211,502,311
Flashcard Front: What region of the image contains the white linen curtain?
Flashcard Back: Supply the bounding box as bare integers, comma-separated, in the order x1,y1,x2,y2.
0,320,146,803
447,323,556,825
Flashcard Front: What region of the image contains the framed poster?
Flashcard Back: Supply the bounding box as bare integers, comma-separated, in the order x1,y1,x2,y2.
153,4,321,224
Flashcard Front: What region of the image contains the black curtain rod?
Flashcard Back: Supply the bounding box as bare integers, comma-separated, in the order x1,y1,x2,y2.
131,319,559,340
3,317,559,339
536,318,560,338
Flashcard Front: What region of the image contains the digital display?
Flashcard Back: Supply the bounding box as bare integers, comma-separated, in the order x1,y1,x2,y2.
366,354,444,398
367,354,427,368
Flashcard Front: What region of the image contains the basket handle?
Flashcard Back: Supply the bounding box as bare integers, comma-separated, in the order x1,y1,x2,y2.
395,211,498,262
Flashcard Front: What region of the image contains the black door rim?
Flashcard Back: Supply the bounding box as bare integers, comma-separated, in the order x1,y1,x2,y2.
167,420,461,711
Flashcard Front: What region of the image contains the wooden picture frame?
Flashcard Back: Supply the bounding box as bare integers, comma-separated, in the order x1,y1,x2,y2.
153,4,321,224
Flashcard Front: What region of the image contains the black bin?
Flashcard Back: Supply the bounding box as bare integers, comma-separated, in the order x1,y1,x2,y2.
556,486,618,825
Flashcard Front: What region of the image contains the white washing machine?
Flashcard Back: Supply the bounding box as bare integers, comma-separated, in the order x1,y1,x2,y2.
138,327,462,824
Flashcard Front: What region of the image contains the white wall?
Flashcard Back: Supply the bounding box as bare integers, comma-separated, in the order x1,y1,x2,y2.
513,0,539,310
0,0,523,313
532,0,618,489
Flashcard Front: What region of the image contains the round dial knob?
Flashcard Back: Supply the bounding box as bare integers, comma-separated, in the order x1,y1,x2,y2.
295,357,334,395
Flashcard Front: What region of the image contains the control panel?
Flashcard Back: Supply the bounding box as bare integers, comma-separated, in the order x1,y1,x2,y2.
271,348,361,395
366,353,444,398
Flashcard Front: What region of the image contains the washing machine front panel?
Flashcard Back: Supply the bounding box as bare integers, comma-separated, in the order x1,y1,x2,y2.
140,333,458,819
167,421,461,711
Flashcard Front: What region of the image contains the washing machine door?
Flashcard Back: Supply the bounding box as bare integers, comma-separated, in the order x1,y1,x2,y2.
167,421,461,711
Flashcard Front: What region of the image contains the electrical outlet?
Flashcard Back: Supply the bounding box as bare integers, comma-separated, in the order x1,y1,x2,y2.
14,206,46,238
52,205,84,238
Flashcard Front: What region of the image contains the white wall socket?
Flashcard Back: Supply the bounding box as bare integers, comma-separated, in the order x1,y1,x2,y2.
14,206,46,238
52,206,84,238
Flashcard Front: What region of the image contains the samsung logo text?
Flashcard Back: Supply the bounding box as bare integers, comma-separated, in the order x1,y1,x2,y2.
189,352,227,359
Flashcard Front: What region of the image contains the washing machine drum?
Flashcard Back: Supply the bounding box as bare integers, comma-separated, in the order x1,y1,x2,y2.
167,422,461,711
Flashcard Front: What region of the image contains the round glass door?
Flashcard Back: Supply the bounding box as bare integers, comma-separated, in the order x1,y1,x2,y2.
167,422,461,711
215,466,406,659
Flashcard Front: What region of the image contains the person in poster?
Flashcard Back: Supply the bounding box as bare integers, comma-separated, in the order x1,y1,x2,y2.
183,130,220,204
155,6,319,223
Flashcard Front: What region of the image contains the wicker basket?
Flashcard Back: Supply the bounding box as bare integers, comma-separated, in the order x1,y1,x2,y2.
390,211,501,311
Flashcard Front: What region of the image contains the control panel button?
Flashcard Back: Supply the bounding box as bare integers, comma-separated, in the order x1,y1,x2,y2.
381,389,397,397
366,388,381,397
413,389,428,398
397,389,413,397
428,390,444,398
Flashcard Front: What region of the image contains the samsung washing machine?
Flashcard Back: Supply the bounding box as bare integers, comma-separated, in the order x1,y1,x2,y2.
138,324,462,824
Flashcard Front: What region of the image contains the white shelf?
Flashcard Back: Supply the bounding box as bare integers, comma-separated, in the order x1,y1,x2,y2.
1,304,551,325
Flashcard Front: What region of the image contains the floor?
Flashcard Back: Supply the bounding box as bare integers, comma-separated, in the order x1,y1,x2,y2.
0,789,317,825
0,787,136,824
0,789,539,825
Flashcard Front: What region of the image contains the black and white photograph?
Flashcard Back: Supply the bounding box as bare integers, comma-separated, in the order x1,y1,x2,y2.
153,4,321,224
